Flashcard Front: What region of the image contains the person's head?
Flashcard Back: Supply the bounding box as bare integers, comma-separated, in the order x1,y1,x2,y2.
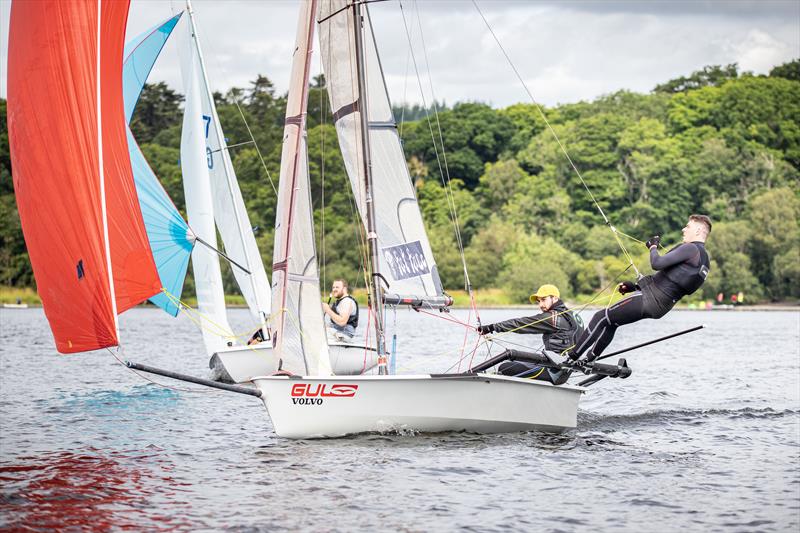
331,279,349,298
682,214,712,243
529,284,560,312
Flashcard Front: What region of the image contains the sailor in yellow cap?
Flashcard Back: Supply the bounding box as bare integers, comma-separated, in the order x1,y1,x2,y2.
477,284,584,384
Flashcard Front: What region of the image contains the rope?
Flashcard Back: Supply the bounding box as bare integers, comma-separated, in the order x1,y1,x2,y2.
437,264,633,373
456,305,473,373
107,346,214,394
196,18,278,196
160,289,239,341
471,0,641,277
320,65,327,292
398,0,472,289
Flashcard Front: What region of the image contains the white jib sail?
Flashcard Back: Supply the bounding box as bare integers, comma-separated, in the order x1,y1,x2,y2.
273,0,332,376
318,0,445,303
186,3,271,329
178,17,233,355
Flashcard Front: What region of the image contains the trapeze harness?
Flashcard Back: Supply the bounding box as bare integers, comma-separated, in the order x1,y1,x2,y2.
495,302,584,384
573,241,710,361
330,295,359,338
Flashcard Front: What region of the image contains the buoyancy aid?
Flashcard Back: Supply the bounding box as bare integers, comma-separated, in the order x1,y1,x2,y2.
331,295,359,329
543,302,584,354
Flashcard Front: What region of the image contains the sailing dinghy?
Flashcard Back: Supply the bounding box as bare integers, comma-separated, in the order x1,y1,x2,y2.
249,0,586,438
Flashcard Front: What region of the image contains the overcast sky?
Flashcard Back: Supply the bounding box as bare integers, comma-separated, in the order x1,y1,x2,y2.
1,0,798,108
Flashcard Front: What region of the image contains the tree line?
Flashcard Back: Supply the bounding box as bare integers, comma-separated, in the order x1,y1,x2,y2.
1,60,798,303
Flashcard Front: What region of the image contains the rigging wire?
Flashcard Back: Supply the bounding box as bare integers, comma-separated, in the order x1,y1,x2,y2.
436,264,632,374
108,346,215,394
320,66,327,292
185,7,279,196
470,0,641,277
398,0,472,289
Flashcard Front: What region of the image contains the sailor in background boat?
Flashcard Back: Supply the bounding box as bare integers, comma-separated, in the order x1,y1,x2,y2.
567,214,712,364
477,284,583,384
322,279,359,342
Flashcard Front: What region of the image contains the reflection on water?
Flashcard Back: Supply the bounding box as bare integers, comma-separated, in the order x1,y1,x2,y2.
0,307,798,530
0,449,196,530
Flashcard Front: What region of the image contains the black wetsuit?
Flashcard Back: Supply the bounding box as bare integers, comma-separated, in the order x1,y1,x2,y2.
490,301,583,384
572,241,710,361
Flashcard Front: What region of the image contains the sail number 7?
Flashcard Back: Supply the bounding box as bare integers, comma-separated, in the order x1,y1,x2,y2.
203,114,213,169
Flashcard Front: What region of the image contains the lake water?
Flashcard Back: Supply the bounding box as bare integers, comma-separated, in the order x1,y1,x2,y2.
1,307,798,531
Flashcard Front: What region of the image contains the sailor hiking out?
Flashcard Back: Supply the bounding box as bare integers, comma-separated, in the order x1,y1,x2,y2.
478,284,583,384
567,214,712,364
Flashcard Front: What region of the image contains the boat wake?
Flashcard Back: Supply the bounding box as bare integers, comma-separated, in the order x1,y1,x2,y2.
578,406,798,431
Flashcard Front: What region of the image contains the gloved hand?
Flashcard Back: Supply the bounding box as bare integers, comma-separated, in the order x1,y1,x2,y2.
477,323,495,335
645,235,661,249
618,280,638,295
562,357,585,369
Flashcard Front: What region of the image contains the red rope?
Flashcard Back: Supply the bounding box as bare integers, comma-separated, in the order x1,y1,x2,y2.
416,308,475,329
361,304,373,374
456,306,473,373
466,332,483,370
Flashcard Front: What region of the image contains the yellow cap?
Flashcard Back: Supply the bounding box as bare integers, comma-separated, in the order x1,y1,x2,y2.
529,284,560,303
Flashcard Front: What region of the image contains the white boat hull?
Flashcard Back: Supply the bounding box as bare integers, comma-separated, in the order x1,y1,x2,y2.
252,374,583,439
209,342,378,383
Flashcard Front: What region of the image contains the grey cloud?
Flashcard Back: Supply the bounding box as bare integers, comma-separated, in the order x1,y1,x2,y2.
1,0,797,107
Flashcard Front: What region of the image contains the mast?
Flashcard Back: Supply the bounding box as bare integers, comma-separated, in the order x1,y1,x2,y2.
352,1,388,374
273,0,319,367
184,0,269,336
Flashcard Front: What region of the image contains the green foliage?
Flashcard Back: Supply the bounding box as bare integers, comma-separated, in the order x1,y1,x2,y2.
769,59,800,82
497,233,581,302
392,100,448,123
654,64,740,94
130,82,183,144
3,63,799,304
401,102,513,188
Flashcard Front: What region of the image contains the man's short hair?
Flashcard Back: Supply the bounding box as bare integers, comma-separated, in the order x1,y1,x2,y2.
689,214,712,235
333,278,348,289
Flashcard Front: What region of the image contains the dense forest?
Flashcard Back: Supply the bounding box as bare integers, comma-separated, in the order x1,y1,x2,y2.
1,61,798,304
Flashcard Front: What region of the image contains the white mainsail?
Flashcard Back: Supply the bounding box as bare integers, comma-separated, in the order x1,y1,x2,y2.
178,16,233,355
185,1,271,329
317,0,447,306
272,0,332,376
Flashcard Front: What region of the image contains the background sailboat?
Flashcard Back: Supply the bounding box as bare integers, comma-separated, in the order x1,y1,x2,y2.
123,12,193,318
122,3,378,381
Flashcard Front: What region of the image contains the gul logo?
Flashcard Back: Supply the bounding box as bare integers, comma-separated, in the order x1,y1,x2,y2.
290,383,359,405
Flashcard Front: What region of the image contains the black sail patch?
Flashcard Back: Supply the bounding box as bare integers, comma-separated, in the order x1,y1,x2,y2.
381,241,429,281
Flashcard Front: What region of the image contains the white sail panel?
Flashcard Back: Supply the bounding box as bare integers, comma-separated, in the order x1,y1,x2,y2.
318,1,445,303
187,10,271,327
272,0,331,376
178,18,233,355
318,1,367,220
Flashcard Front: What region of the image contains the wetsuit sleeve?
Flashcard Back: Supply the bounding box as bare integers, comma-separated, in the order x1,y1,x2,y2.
650,243,697,271
492,312,560,334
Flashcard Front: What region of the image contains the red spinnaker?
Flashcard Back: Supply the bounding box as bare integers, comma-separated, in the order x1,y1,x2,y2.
7,0,161,353
100,1,162,314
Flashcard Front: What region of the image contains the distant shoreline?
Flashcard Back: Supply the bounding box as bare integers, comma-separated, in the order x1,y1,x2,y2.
3,302,798,312
2,286,797,311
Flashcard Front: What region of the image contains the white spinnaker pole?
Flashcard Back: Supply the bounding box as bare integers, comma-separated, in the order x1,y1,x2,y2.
185,0,270,337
